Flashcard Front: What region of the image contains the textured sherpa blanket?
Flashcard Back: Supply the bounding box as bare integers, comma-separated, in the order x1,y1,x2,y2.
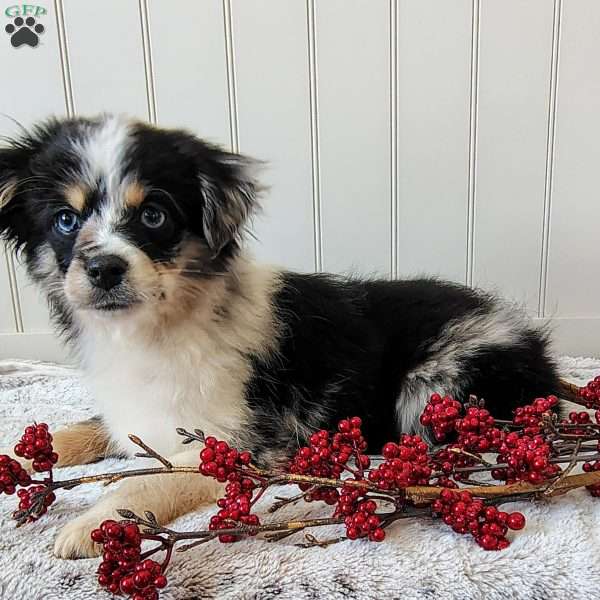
1,357,600,600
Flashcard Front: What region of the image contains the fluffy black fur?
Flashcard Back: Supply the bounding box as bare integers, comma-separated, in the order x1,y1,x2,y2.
246,273,560,457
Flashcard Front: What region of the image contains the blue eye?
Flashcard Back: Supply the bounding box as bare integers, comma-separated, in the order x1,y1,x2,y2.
54,210,81,235
140,205,167,229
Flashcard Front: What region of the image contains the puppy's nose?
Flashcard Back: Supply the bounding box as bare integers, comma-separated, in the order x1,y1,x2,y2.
86,255,128,291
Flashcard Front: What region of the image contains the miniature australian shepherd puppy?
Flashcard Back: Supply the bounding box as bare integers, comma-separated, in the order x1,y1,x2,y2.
0,115,560,558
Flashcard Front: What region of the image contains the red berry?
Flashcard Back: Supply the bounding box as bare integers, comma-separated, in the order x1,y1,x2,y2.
122,577,137,594
91,528,105,543
134,570,152,587
577,379,600,410
479,534,498,550
420,394,464,441
200,447,215,462
338,420,350,433
95,521,166,597
507,512,526,530
106,523,123,539
0,455,31,496
371,435,432,491
497,538,510,550
433,487,518,551
13,423,58,474
350,417,362,428
12,484,55,522
216,441,229,454
199,436,255,484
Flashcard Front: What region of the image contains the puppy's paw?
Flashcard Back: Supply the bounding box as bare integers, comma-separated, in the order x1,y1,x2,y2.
54,512,104,559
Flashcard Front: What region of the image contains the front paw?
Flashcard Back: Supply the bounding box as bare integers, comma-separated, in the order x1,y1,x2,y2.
54,512,104,559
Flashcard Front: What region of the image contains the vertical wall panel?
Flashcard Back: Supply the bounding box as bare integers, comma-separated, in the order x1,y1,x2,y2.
473,0,554,309
0,2,600,357
0,2,66,334
63,0,148,117
317,0,390,276
396,0,472,283
148,0,230,145
0,250,16,333
546,0,600,317
233,0,315,272
16,268,52,331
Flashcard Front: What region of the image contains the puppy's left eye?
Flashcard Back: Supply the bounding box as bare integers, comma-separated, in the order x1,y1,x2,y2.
140,205,167,229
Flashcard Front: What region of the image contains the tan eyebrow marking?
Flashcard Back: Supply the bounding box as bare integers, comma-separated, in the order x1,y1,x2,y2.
124,181,146,208
64,184,87,212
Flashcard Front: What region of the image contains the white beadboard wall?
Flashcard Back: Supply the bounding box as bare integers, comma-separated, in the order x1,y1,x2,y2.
0,0,599,362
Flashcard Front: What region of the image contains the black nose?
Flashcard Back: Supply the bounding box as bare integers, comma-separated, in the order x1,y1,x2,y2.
86,255,128,291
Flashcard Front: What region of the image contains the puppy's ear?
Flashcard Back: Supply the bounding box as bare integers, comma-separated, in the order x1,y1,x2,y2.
0,142,33,251
199,151,261,255
0,118,66,251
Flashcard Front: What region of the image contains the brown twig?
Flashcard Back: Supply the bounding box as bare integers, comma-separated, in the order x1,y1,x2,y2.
544,438,582,496
129,434,173,469
49,465,199,491
265,529,305,543
447,447,494,467
269,485,319,513
175,428,206,445
402,470,600,504
296,533,346,548
169,516,345,544
558,377,583,404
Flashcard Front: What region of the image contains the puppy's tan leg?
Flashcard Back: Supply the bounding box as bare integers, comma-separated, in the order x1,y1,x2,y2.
1,417,114,469
53,448,221,559
51,417,115,467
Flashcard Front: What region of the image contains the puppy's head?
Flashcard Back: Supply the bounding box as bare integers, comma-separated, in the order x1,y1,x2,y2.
0,115,259,326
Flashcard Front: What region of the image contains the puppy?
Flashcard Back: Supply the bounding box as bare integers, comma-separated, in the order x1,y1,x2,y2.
0,115,560,558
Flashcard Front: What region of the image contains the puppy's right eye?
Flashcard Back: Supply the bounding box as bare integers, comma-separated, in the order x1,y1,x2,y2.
54,210,81,235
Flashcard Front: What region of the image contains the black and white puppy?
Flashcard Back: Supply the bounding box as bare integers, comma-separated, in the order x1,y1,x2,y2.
0,115,560,558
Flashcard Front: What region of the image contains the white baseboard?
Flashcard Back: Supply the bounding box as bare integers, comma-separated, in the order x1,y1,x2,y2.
535,317,600,358
0,318,598,365
0,332,71,363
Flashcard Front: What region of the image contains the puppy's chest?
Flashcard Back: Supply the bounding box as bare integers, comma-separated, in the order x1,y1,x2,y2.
83,337,250,457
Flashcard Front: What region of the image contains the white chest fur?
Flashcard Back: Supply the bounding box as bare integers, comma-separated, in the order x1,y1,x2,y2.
80,318,251,458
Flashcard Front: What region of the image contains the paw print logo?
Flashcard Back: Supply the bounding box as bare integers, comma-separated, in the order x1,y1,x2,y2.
5,16,45,48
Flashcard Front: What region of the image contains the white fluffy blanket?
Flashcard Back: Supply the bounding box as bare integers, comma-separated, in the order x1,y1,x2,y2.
1,357,600,600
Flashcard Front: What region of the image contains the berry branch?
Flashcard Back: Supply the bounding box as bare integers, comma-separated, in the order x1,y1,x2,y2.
9,433,198,525
2,376,600,599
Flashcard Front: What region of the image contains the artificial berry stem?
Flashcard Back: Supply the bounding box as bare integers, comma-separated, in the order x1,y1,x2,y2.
9,431,600,527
